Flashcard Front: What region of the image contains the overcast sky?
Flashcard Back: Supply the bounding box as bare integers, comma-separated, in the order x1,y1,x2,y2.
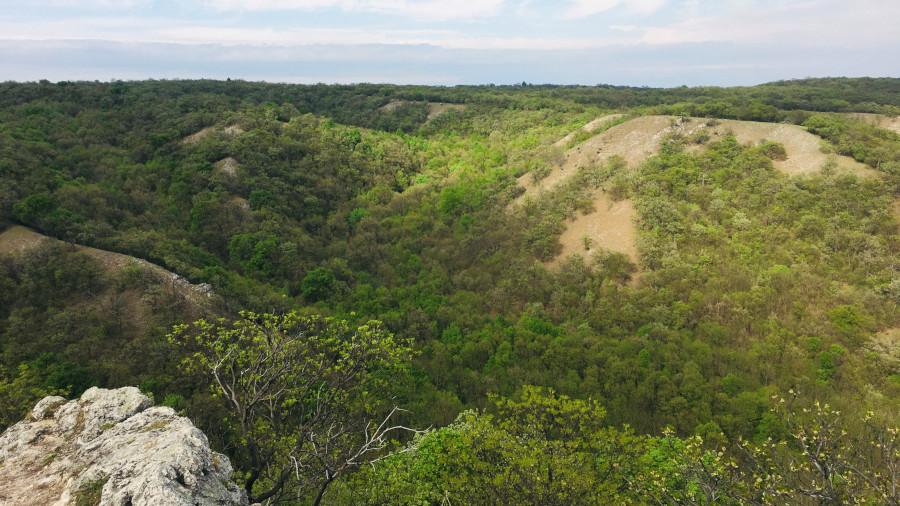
1,0,898,86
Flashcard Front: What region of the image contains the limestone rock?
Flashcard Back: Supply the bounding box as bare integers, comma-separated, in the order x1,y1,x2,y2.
0,387,247,506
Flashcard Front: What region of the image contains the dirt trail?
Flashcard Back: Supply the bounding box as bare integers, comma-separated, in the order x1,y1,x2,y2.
546,192,638,269
842,112,900,134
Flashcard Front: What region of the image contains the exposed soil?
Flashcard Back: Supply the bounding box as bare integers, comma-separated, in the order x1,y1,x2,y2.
868,327,900,370
524,115,879,275
553,113,624,148
692,118,877,177
427,102,466,121
0,225,50,256
379,100,405,112
182,126,216,144
229,195,251,212
223,124,245,136
842,112,900,134
182,125,245,144
518,115,673,202
214,157,240,177
520,115,877,203
0,225,214,308
545,192,638,270
380,100,465,121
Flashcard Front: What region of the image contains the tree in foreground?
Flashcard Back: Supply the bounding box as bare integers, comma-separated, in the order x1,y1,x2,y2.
169,311,417,505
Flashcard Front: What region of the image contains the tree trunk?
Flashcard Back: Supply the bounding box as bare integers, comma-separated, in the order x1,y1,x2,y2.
313,476,335,506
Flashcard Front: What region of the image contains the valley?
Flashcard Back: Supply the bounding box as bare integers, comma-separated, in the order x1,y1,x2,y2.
0,78,898,505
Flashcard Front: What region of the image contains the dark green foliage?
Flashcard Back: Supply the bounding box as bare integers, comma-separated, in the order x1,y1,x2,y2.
0,78,898,505
301,267,336,301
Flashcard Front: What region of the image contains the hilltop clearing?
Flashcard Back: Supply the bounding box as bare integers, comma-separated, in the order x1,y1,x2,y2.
696,118,877,177
519,115,877,202
553,113,625,148
521,115,880,271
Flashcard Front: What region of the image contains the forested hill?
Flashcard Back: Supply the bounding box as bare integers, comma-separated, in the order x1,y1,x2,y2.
1,78,898,504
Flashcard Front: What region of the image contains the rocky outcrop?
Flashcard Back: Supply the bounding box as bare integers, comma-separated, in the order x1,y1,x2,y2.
0,387,247,506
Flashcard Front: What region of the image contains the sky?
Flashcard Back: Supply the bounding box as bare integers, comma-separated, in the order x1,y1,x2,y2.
1,0,898,86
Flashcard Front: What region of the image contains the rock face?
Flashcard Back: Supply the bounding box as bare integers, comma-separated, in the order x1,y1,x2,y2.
0,387,247,506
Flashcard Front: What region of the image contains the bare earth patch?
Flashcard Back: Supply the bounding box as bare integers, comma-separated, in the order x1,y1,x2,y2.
224,124,245,136
520,115,877,203
523,115,879,275
0,225,51,256
0,225,214,306
379,100,405,112
546,192,638,269
518,115,673,202
229,195,251,212
842,112,900,134
693,118,877,177
867,327,900,371
553,113,624,148
214,157,240,177
182,125,245,144
427,102,466,121
182,126,216,144
380,100,465,121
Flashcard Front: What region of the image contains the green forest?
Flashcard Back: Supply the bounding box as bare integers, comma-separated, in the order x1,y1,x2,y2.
0,77,898,504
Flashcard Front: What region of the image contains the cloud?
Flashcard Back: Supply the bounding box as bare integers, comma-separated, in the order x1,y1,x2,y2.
3,38,896,87
201,0,507,20
31,0,148,7
562,0,667,19
639,0,900,47
0,15,631,50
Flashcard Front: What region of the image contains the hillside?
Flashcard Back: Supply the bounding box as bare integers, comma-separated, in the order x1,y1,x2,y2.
0,225,216,307
0,79,898,504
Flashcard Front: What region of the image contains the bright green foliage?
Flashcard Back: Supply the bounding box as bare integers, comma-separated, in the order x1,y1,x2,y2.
0,363,66,428
338,386,634,505
1,78,899,505
804,113,900,176
338,388,899,505
168,311,414,504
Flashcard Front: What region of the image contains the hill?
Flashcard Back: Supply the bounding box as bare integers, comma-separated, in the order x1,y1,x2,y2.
0,78,898,504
